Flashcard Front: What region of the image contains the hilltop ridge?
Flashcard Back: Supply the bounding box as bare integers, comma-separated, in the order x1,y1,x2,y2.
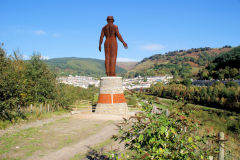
126,46,233,78
44,57,128,77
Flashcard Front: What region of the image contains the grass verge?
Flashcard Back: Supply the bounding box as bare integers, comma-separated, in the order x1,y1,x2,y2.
0,109,68,130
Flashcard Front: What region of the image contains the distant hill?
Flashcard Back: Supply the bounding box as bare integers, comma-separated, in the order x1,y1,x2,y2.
126,46,233,78
116,62,138,71
44,57,127,77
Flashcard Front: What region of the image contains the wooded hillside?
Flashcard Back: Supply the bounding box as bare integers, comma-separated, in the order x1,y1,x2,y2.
126,46,233,78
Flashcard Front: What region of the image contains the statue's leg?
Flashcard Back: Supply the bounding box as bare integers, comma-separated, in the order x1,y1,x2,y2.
110,41,118,76
105,47,110,76
110,54,116,76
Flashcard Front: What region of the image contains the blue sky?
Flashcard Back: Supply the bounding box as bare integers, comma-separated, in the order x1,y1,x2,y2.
0,0,239,62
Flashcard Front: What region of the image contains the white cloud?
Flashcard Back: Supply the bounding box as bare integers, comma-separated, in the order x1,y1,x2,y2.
40,56,49,60
33,30,46,35
141,44,165,51
117,57,138,62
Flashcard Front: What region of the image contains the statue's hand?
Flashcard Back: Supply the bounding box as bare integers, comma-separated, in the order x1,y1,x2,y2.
123,42,128,49
99,45,101,52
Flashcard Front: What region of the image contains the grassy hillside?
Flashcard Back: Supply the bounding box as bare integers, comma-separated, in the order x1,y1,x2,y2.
126,46,233,78
116,61,137,71
44,57,127,77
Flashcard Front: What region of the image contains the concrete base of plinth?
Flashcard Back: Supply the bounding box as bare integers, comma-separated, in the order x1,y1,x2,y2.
95,77,128,115
95,103,128,115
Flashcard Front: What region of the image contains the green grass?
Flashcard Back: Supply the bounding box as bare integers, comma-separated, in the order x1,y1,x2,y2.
157,97,240,134
0,127,41,158
154,103,168,109
0,121,11,130
0,109,68,129
1,158,21,160
70,103,91,108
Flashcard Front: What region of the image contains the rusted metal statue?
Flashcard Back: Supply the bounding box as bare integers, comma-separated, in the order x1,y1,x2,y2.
99,16,128,76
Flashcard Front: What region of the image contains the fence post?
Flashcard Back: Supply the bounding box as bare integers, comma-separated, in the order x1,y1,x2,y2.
40,104,42,113
18,105,20,113
30,104,33,113
219,132,224,160
166,109,169,117
209,156,213,160
184,126,187,132
48,104,50,112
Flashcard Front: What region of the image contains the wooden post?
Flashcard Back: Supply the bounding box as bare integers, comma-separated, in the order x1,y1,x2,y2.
219,132,224,160
30,104,33,113
209,156,213,160
18,105,20,112
40,104,42,113
48,104,50,112
166,109,169,117
125,102,127,118
184,126,187,132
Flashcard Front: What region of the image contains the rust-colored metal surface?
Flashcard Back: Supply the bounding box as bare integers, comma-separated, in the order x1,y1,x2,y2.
98,93,126,104
99,16,128,76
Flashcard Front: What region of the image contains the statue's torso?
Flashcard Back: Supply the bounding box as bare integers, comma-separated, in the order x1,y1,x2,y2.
103,24,118,48
103,24,117,38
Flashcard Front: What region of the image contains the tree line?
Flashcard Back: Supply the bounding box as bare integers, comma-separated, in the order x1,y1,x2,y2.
0,45,97,121
149,82,240,112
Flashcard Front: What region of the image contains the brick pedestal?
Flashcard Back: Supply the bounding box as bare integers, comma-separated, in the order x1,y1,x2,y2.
95,77,128,115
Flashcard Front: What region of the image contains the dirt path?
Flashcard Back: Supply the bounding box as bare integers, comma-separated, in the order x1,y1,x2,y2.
0,113,125,160
32,123,118,160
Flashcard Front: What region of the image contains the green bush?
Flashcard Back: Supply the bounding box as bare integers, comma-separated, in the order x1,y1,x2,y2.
127,96,137,106
114,103,216,159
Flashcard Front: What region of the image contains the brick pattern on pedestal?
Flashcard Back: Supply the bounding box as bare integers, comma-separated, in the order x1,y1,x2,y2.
96,77,128,115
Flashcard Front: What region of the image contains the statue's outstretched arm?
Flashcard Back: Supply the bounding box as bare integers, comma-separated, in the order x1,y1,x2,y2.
99,29,104,52
116,26,128,49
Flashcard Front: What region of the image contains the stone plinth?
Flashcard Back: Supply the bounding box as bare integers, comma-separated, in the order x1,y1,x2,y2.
95,77,128,115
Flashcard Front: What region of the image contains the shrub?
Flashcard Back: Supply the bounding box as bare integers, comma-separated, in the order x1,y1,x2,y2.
114,104,216,159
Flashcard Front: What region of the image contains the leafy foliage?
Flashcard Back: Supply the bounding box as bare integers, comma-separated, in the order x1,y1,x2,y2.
149,82,240,112
0,46,97,121
114,103,216,159
24,54,56,103
199,46,240,80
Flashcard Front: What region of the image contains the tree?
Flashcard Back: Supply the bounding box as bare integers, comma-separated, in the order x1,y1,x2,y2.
24,53,56,103
181,79,192,86
0,47,26,120
230,68,239,79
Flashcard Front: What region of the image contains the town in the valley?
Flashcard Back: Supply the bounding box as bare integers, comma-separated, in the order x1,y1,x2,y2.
57,75,173,90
